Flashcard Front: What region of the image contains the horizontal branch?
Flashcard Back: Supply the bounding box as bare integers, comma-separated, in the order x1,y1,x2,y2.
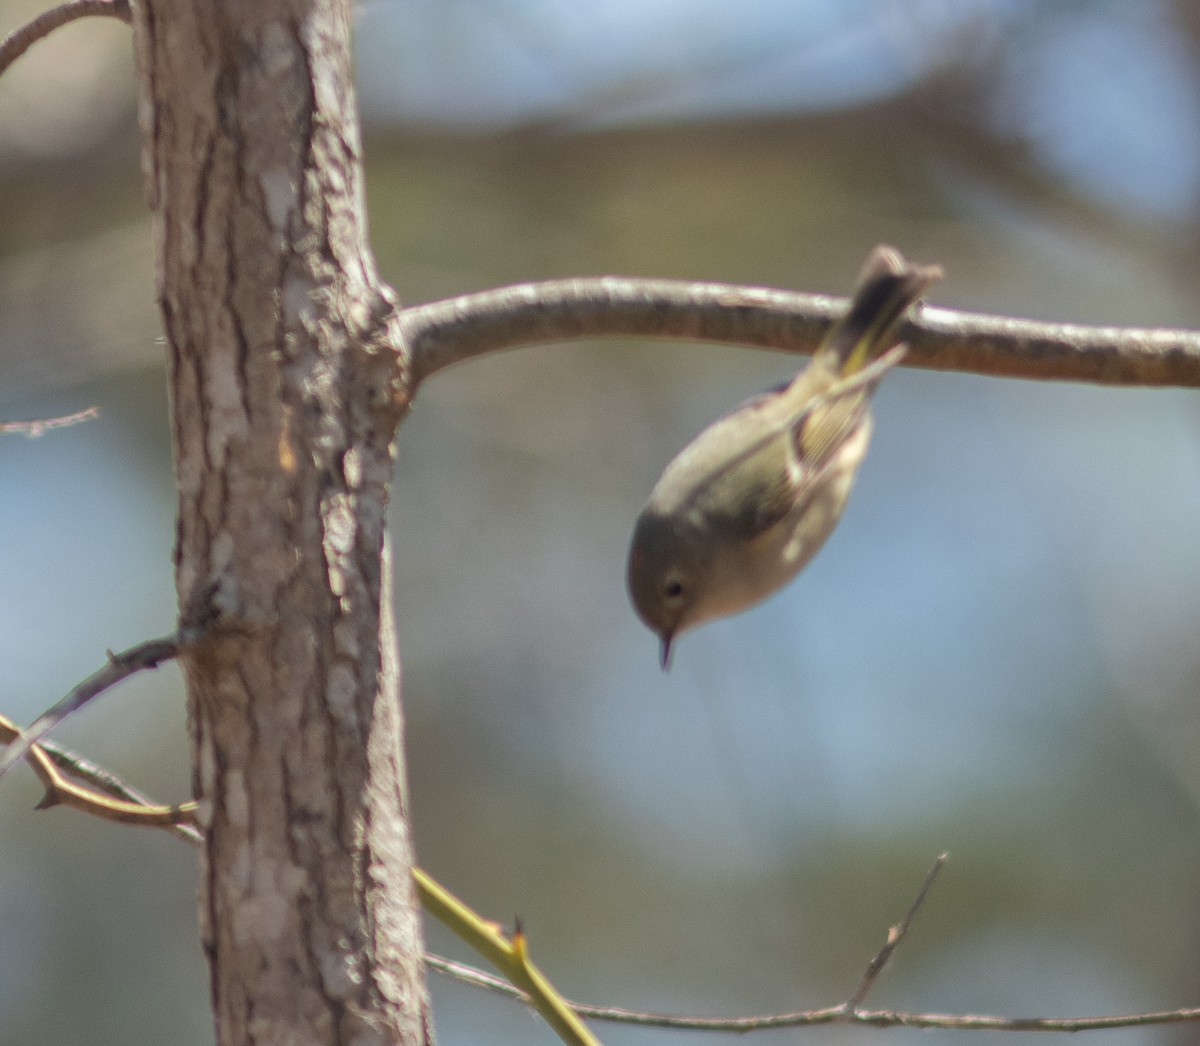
399,277,1200,389
423,850,1200,1034
0,406,99,436
426,954,1200,1034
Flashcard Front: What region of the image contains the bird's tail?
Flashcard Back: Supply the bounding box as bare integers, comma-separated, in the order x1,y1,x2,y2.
824,245,942,376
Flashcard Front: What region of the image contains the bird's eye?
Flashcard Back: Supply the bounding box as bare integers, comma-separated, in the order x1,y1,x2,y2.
663,579,685,600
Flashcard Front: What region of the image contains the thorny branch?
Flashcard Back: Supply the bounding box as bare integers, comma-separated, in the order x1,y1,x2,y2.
5,658,1200,1035
0,631,189,780
0,713,199,843
5,1,1200,1038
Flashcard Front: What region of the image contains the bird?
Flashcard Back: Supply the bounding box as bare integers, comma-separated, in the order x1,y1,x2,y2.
626,245,941,668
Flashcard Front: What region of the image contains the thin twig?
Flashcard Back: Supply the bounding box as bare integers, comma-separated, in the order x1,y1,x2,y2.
0,712,200,843
0,406,99,436
425,950,1200,1033
844,851,948,1012
841,1008,1200,1032
7,722,1200,1036
36,734,201,843
0,0,130,79
416,868,601,1046
0,649,594,1046
36,735,164,803
399,277,1200,389
0,631,188,780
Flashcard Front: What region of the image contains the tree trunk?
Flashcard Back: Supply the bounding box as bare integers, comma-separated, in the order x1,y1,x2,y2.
130,2,431,1042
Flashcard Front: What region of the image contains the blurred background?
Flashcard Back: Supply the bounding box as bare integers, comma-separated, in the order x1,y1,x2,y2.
2,1,1200,1043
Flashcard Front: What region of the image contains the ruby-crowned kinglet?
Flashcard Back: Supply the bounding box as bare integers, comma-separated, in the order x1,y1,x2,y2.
627,246,942,667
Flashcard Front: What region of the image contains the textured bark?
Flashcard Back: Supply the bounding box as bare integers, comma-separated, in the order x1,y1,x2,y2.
130,2,431,1043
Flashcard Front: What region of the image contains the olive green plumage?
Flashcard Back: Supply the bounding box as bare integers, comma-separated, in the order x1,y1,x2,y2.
627,246,942,667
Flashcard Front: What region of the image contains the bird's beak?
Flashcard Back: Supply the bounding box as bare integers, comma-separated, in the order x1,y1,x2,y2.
659,632,675,671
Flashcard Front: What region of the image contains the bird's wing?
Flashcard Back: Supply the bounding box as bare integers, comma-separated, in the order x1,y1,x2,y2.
791,344,906,467
661,346,906,540
735,344,909,536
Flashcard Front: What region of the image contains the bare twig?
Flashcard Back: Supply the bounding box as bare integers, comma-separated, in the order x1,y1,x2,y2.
2,721,593,1045
840,1008,1200,1032
0,631,187,780
844,851,948,1012
425,951,1200,1032
0,0,130,78
399,277,1200,389
421,853,1200,1033
0,406,99,436
37,732,188,813
0,712,200,842
6,723,1200,1036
